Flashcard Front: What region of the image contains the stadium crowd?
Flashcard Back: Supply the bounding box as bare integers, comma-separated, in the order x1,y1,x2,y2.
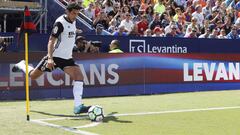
65,0,240,39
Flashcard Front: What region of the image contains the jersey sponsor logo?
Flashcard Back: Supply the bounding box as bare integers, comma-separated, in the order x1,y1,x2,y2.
68,31,75,38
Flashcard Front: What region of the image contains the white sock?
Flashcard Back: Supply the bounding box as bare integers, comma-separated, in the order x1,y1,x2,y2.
17,61,34,74
73,81,83,107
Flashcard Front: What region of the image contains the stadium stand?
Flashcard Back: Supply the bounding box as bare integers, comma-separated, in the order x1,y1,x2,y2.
0,0,43,32
58,0,240,39
0,0,41,9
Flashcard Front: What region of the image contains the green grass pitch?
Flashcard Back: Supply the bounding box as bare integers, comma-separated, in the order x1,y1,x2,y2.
0,90,240,135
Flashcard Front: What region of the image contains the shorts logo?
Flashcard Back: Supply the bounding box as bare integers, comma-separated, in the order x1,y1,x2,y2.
129,40,146,53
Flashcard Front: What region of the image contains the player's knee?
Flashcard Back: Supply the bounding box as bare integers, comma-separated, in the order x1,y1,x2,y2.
30,74,37,80
73,72,83,80
73,75,83,80
29,72,40,80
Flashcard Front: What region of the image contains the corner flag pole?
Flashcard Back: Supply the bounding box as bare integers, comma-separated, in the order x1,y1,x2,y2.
22,6,36,121
25,32,30,121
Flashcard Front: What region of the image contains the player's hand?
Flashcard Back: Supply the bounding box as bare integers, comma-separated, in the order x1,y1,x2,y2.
46,58,55,71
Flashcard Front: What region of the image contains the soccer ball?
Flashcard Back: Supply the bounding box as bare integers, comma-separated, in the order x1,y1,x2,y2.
88,105,104,122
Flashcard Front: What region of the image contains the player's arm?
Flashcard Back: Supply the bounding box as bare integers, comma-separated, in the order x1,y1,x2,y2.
47,22,64,70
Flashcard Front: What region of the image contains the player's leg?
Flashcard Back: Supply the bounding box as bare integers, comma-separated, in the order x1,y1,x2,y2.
12,56,50,80
64,66,90,114
12,60,44,80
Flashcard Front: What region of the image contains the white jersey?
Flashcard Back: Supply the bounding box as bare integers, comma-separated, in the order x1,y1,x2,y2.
52,15,76,59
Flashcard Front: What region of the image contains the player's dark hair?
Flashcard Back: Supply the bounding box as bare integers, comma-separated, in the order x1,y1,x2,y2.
66,2,81,11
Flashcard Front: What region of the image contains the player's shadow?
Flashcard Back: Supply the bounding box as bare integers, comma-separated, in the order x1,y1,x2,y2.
31,110,88,118
103,112,132,123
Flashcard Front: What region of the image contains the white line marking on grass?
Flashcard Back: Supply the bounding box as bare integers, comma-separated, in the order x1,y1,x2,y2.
33,106,240,122
108,106,240,117
31,119,99,135
31,106,240,135
73,122,101,129
35,116,88,121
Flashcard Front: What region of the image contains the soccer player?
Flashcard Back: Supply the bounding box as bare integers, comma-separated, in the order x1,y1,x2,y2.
12,3,90,115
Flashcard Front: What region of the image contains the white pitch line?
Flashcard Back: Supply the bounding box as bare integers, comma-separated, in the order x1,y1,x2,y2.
73,122,101,129
30,106,240,135
107,106,240,117
35,116,89,121
33,106,240,122
31,119,99,135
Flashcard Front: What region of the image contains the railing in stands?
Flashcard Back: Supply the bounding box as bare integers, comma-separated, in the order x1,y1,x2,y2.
54,0,93,30
0,0,41,9
55,0,111,35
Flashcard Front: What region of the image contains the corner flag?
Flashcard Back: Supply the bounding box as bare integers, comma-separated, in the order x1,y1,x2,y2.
23,6,36,33
21,6,36,121
18,6,36,46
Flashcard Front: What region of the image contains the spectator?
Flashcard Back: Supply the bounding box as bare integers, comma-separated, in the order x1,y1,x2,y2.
112,24,128,36
144,28,152,37
209,28,219,38
215,20,223,30
108,3,120,20
145,5,154,22
132,11,143,23
173,7,186,25
223,16,232,34
93,10,109,29
165,21,177,34
185,28,198,38
192,5,204,28
130,0,140,16
212,0,221,12
152,27,164,37
137,14,149,35
82,0,94,8
184,6,193,23
218,28,227,39
95,24,105,35
154,0,166,15
160,12,171,28
121,5,131,14
186,17,200,35
199,28,211,38
226,26,240,39
119,13,134,32
83,2,95,20
103,0,113,13
149,13,162,30
128,24,140,36
200,20,210,34
108,19,117,33
174,0,187,9
94,1,102,17
166,2,177,17
202,0,212,17
109,40,123,53
165,25,178,37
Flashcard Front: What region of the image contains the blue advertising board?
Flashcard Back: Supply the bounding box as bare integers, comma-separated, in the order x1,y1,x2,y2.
1,53,240,100
1,33,240,53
